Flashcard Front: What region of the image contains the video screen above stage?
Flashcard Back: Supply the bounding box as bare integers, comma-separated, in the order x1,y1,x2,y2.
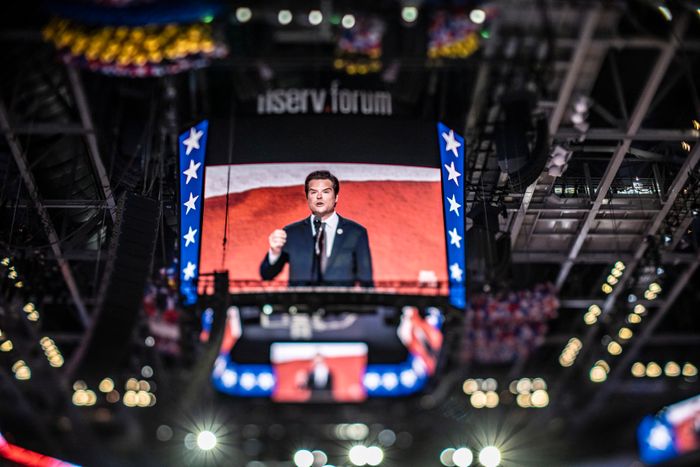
199,163,448,295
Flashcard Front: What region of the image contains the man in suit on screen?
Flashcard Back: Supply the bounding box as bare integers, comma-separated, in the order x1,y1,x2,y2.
260,170,374,287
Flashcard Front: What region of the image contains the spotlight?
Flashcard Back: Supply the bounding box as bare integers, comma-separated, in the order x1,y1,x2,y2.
631,362,646,378
235,7,252,23
627,313,642,324
590,365,607,382
366,446,383,466
342,14,356,29
682,363,698,377
99,378,115,393
401,6,418,23
278,10,293,25
308,10,323,26
469,9,486,24
664,361,681,377
294,449,314,467
478,446,501,467
658,5,672,21
607,341,622,356
618,327,633,340
196,431,217,451
440,448,457,466
453,447,474,467
646,362,662,378
312,450,328,466
531,389,549,408
349,445,368,466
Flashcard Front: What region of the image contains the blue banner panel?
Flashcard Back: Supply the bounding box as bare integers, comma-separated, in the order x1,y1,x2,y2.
179,120,209,305
437,122,466,309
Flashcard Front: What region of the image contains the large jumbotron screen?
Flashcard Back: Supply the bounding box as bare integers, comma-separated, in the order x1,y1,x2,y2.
199,162,448,293
199,117,452,402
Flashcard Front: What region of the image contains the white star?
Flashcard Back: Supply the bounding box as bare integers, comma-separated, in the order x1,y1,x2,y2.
446,194,461,216
448,228,462,248
183,226,198,247
184,192,199,214
450,262,463,282
183,261,197,280
183,127,203,156
442,129,461,158
183,159,201,185
444,161,461,186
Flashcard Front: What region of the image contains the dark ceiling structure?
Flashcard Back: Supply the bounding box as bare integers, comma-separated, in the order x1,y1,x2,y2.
1,1,700,466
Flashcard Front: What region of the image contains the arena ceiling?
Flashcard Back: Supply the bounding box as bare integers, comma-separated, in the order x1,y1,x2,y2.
1,0,699,465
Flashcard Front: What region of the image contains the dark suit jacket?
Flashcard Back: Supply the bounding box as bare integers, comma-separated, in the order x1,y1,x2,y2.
260,215,373,287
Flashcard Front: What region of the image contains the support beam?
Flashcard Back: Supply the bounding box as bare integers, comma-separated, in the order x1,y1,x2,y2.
510,8,601,246
66,66,117,222
555,15,689,290
555,128,700,142
583,250,700,416
0,103,89,328
511,250,695,264
589,141,699,317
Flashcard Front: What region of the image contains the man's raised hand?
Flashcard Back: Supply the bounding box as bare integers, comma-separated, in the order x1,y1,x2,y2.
269,229,287,255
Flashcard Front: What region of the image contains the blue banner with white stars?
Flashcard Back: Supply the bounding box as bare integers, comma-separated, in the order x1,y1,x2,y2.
179,120,208,305
437,122,466,309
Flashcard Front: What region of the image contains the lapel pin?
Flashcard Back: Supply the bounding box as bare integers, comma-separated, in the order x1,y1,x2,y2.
337,229,343,235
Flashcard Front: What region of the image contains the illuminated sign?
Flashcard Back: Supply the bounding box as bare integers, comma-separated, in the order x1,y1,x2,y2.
257,82,392,116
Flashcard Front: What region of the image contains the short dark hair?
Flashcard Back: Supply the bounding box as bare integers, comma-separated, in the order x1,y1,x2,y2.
305,170,339,195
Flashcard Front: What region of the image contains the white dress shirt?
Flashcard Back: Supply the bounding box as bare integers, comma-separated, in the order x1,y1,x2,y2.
268,212,339,264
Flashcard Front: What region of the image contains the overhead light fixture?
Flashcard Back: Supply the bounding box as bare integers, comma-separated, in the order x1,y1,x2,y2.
401,6,418,23
366,446,384,466
664,361,681,377
618,327,633,340
469,9,486,24
278,10,293,25
657,4,672,21
349,445,369,466
440,448,456,466
607,341,622,356
682,362,698,377
235,7,252,23
627,313,642,324
531,389,549,408
342,14,356,29
308,10,323,26
478,446,501,467
646,362,662,378
590,365,607,382
631,362,646,377
293,449,314,467
453,447,474,467
196,431,217,451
